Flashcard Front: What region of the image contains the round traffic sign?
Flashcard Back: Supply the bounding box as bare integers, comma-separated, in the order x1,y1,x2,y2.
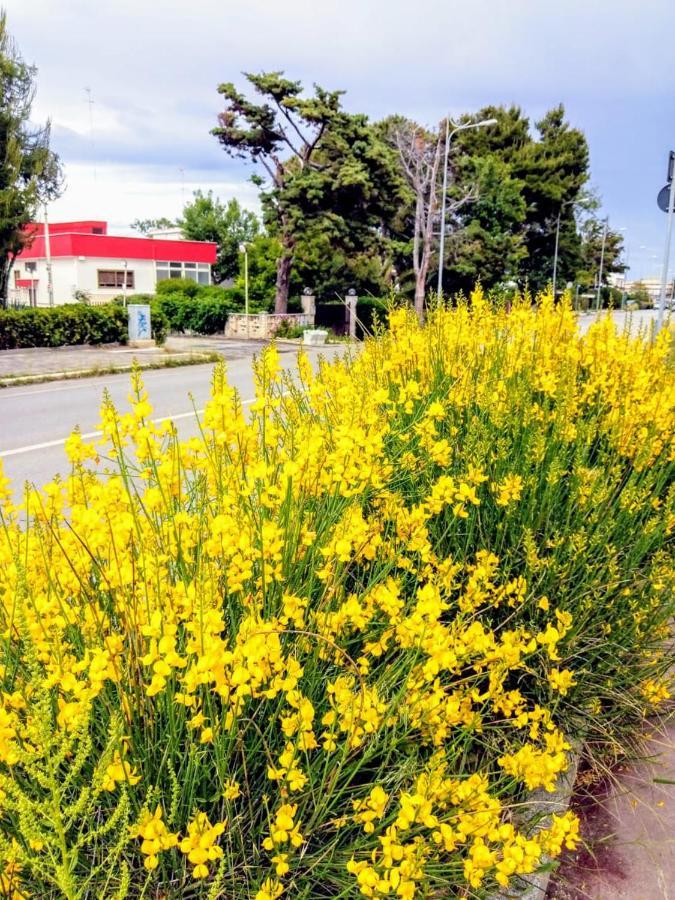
658,183,674,213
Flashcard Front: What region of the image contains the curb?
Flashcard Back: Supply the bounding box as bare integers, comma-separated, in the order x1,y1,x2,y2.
0,352,220,388
493,744,580,899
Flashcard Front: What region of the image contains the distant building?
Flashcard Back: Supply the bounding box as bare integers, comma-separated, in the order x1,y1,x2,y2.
623,277,674,303
10,220,217,306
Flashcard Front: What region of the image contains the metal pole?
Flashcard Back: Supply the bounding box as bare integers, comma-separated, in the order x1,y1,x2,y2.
44,205,54,307
244,248,249,317
657,176,675,334
437,117,451,297
244,247,250,339
595,217,608,311
122,261,128,308
552,207,562,299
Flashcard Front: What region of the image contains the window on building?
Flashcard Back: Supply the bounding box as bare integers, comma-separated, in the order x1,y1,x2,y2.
97,270,134,289
156,261,211,285
25,262,37,273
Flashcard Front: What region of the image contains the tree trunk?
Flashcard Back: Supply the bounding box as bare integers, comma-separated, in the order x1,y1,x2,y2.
414,254,429,320
274,230,295,314
0,259,12,309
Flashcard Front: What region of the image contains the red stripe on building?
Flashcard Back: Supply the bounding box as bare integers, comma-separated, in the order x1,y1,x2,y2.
18,227,217,264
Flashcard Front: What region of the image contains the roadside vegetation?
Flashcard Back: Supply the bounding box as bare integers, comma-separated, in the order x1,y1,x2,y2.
0,292,672,898
0,304,167,350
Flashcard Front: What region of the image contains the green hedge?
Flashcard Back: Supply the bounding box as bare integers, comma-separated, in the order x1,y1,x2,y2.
151,294,235,335
0,304,167,350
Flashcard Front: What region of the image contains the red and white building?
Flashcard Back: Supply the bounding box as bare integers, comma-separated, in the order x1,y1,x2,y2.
10,221,218,306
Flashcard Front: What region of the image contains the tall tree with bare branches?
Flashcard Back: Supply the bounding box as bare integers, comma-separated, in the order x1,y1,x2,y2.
386,117,477,315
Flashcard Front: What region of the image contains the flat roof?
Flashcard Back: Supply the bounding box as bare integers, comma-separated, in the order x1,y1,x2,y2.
18,229,217,264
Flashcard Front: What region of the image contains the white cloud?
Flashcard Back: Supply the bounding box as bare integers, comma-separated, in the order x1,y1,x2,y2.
48,162,261,233
4,0,675,272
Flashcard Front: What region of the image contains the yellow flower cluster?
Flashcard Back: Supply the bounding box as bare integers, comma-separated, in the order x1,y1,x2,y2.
0,291,673,897
179,812,227,879
131,806,178,870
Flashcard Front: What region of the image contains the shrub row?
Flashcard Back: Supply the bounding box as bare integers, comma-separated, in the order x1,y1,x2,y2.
0,303,168,350
0,287,386,350
152,294,236,335
0,304,129,350
115,282,242,336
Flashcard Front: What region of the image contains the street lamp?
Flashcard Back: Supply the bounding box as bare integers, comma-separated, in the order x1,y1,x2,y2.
437,117,497,296
595,217,609,311
239,243,249,315
552,194,590,300
617,227,629,307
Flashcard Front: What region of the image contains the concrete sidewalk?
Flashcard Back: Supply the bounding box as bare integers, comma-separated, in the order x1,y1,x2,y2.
0,335,274,383
548,720,675,899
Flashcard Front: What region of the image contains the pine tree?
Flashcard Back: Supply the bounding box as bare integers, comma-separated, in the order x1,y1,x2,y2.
0,11,62,307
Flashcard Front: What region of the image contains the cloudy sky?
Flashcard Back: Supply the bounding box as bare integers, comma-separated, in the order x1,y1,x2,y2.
6,0,675,279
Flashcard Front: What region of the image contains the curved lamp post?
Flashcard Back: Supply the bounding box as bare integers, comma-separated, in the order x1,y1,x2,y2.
437,117,497,296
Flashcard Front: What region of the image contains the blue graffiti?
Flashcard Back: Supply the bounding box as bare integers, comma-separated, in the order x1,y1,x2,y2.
138,311,150,338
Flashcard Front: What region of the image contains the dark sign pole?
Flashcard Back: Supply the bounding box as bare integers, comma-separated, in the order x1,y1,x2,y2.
657,153,675,333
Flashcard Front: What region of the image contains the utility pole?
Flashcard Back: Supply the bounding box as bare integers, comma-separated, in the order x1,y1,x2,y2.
552,206,563,300
44,205,54,307
595,217,608,311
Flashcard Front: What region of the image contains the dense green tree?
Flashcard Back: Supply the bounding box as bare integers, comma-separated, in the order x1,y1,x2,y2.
180,191,259,283
515,106,591,291
130,217,176,235
450,104,591,294
452,105,531,163
576,215,625,292
0,11,62,307
232,232,280,307
443,154,527,294
379,104,593,302
212,72,404,311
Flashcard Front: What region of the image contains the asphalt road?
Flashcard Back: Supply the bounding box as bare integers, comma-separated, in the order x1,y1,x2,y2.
576,307,671,335
0,345,343,500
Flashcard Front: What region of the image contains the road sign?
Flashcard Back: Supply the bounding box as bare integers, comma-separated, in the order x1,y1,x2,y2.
658,184,673,213
657,155,675,333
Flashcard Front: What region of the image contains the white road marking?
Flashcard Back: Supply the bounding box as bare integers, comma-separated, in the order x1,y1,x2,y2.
0,397,258,459
2,364,215,398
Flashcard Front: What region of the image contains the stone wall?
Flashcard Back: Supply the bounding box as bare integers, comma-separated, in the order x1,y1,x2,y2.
224,312,314,340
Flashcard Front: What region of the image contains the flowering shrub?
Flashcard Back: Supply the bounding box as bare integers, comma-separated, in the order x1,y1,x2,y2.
0,290,673,898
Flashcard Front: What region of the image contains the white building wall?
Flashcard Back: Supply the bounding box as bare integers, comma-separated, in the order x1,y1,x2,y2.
11,257,157,305
74,258,157,302
51,258,79,305
11,258,76,306
11,256,211,306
